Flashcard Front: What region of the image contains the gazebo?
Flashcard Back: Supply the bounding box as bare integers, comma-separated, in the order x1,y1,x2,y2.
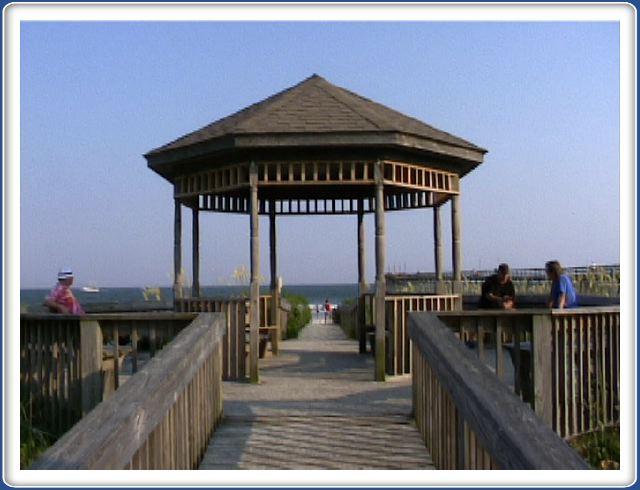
145,74,487,382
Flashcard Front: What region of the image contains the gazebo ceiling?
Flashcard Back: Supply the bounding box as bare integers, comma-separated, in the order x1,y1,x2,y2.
145,75,487,215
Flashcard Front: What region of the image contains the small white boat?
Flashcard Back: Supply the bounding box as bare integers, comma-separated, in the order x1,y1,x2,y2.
82,285,100,293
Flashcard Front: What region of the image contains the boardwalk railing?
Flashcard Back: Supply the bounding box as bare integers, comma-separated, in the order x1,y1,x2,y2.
409,312,588,470
20,312,194,438
436,307,620,439
359,293,461,376
31,313,225,470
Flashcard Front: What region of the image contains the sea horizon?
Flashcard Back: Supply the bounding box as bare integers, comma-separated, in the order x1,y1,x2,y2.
20,283,360,312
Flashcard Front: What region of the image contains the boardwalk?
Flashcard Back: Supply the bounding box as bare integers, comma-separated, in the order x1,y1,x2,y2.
199,322,435,470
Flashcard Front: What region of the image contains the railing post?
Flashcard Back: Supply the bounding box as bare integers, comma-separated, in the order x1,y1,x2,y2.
532,313,554,426
80,320,103,416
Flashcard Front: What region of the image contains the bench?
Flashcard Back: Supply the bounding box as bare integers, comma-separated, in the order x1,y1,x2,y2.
245,325,280,358
102,344,132,399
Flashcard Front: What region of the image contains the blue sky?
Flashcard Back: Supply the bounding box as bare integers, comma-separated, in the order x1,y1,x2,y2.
20,21,620,287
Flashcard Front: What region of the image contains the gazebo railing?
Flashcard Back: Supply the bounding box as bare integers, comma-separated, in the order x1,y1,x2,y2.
359,293,461,376
174,297,248,379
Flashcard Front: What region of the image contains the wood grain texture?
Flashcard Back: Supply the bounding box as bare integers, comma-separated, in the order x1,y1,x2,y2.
31,313,226,470
200,322,434,470
409,312,589,470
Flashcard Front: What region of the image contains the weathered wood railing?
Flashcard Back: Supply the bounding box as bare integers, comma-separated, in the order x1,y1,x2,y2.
359,293,461,375
175,295,270,325
31,313,225,469
175,295,286,359
409,312,588,469
436,307,620,439
20,312,194,437
174,298,248,378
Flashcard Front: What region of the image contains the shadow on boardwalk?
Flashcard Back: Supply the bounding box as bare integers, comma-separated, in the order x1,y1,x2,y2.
199,322,434,470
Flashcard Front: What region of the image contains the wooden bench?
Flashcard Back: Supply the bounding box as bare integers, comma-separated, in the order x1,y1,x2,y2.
364,325,376,354
102,344,132,399
245,325,280,358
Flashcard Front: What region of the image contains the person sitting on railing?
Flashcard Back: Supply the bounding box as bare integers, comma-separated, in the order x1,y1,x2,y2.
44,268,85,315
545,260,578,308
478,263,515,309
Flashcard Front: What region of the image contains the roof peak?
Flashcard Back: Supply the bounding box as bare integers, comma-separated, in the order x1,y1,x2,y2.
146,75,486,157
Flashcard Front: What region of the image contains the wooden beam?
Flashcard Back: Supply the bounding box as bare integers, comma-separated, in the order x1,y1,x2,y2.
269,200,280,346
174,199,183,301
451,194,462,296
249,162,260,383
80,320,103,416
433,205,444,294
192,207,200,297
374,161,386,381
357,199,367,354
532,314,554,426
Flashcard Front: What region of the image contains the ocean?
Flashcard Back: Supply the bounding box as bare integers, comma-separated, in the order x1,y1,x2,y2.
20,284,359,313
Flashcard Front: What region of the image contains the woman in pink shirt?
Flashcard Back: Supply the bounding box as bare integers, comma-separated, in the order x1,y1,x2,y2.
44,269,85,315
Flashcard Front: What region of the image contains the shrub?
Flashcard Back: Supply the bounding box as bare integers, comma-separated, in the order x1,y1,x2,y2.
569,425,619,469
283,292,311,339
337,297,358,339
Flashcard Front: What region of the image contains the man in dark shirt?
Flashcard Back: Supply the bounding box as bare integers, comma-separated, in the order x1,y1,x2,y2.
479,263,515,309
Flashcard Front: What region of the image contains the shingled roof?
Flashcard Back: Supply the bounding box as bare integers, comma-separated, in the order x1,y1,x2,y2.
148,74,485,155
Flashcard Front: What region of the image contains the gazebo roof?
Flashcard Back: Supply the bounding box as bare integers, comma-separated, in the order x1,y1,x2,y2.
145,74,486,178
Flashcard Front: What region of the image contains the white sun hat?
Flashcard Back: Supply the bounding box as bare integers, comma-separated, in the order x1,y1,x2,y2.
57,268,74,280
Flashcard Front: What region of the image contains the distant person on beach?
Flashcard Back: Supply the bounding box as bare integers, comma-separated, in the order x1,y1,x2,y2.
324,299,332,323
44,268,85,315
479,263,515,309
545,260,578,308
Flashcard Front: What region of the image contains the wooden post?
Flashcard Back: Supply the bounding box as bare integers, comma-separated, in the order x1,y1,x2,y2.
249,162,260,383
174,199,183,301
532,313,554,426
269,201,280,355
357,199,368,354
451,194,462,298
80,320,103,416
433,205,445,294
192,206,200,298
374,161,386,381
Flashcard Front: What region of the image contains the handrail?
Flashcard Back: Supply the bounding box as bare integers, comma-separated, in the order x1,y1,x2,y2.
31,313,226,469
359,293,461,375
21,312,197,320
434,307,620,438
409,312,588,469
436,306,620,317
21,311,198,436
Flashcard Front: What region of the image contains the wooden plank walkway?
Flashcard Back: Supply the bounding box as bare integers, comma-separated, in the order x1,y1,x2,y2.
199,322,435,470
